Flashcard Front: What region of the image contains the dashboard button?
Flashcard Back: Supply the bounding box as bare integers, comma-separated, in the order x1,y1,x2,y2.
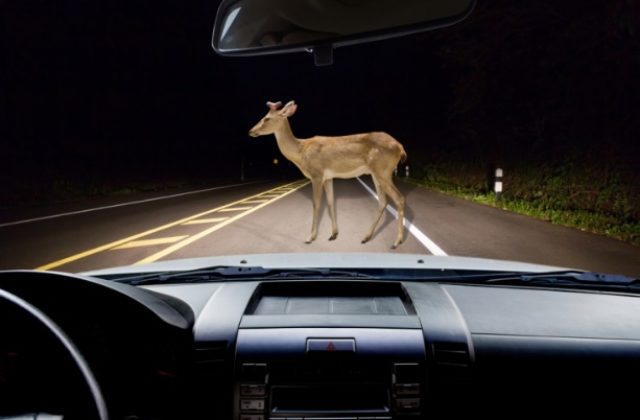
240,398,265,411
241,384,266,396
395,397,420,411
307,338,356,353
393,383,420,395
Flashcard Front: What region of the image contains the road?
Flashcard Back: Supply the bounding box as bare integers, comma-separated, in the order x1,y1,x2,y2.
1,178,639,276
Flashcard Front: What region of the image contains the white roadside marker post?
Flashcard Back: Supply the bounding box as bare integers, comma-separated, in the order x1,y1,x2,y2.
495,167,503,200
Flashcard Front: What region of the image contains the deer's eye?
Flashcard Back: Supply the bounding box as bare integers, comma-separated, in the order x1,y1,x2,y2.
264,117,271,122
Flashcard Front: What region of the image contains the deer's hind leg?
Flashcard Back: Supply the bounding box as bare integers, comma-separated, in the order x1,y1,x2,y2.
362,175,387,244
380,177,405,249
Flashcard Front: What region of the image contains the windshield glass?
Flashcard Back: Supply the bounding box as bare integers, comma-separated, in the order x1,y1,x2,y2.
1,0,638,278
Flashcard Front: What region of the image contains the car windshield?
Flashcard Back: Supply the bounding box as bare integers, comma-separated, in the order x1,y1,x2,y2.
1,0,639,278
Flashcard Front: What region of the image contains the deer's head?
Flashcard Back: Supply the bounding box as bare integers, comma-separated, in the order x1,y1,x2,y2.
248,100,297,137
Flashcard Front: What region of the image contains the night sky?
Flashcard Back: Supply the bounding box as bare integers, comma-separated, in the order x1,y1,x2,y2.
2,0,639,206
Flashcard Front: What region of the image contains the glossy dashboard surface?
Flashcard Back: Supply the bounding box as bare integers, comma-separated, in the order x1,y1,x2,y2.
144,278,640,418
2,270,639,419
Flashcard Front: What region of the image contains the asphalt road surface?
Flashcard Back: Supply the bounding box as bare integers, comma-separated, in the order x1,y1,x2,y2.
1,178,639,276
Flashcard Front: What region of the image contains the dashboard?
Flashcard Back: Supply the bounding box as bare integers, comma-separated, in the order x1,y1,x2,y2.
1,270,640,419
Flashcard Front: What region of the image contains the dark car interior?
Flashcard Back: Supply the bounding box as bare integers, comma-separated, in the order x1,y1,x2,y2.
2,0,639,419
2,270,639,419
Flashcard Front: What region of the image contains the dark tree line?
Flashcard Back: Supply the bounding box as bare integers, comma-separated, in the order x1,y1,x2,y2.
426,0,639,166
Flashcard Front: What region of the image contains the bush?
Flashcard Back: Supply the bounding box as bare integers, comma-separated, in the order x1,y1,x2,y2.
410,156,640,246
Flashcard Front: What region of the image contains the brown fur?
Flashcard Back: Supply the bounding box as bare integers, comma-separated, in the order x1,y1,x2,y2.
249,101,407,248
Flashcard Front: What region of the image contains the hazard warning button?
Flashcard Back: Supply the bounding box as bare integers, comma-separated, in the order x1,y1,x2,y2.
306,338,356,353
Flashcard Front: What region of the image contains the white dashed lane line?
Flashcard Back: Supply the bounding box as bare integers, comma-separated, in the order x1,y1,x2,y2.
0,181,264,228
356,176,448,256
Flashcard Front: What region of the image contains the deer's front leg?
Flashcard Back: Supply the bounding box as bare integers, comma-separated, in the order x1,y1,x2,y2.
305,179,323,244
323,179,338,240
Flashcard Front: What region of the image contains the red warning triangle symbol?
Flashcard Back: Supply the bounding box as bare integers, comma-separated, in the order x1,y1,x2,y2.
326,341,336,351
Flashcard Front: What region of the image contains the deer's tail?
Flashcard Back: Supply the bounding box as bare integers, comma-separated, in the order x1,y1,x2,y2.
399,145,407,163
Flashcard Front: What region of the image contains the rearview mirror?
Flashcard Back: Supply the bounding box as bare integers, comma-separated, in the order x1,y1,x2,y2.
212,0,476,65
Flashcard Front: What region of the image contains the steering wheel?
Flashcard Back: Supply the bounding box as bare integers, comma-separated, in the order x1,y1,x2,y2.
0,288,108,420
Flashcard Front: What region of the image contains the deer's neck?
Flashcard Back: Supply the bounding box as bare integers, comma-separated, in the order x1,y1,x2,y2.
274,119,302,163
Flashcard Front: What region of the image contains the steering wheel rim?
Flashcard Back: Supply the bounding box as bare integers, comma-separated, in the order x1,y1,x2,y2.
0,288,109,420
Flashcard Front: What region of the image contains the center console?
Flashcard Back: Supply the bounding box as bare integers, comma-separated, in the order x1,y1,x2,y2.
233,281,427,420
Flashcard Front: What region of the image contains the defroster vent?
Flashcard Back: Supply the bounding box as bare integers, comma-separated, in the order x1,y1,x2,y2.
432,342,471,386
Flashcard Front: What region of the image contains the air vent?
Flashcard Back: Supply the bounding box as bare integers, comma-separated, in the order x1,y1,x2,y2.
194,341,227,376
432,342,470,386
433,342,470,367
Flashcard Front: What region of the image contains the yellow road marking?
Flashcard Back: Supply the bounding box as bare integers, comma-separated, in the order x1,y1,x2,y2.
134,181,309,265
182,217,229,225
241,200,269,204
112,236,188,250
218,206,254,212
36,180,306,270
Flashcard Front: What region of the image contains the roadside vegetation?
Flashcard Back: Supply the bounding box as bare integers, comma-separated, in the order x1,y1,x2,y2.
408,158,640,246
403,0,639,247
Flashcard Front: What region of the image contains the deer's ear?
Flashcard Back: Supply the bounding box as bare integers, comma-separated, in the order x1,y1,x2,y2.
280,101,298,117
266,101,282,110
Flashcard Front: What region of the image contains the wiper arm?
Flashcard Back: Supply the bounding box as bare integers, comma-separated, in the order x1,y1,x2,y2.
109,265,270,285
109,266,377,286
262,268,376,279
481,271,640,289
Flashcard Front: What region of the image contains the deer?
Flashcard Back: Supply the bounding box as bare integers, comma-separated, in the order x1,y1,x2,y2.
249,100,407,248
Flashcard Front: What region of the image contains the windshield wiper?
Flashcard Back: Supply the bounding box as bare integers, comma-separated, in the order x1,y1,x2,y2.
464,270,640,291
104,266,638,291
108,265,377,286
